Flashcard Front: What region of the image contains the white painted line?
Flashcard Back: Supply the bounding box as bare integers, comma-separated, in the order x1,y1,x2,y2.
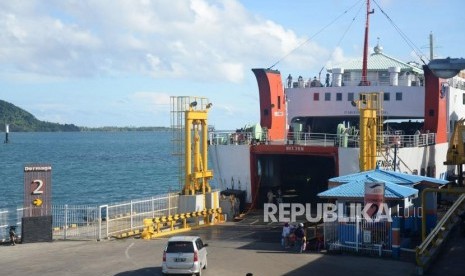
125,242,135,259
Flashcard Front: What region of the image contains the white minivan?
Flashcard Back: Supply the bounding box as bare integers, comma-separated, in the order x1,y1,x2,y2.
162,236,208,276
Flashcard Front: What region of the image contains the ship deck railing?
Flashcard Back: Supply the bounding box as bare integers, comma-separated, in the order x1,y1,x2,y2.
289,75,423,89
209,131,436,148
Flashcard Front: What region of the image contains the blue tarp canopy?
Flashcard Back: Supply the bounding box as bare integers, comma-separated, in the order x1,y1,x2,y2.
318,168,449,200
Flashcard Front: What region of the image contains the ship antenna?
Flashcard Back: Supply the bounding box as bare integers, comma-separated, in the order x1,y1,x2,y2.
360,0,374,86
372,0,428,65
268,0,363,70
321,2,364,76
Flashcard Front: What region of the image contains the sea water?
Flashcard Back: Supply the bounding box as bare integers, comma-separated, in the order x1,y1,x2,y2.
0,131,196,209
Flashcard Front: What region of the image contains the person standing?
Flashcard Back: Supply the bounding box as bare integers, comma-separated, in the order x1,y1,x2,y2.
282,222,291,248
9,226,16,246
234,196,240,218
325,73,330,87
267,189,274,204
287,74,293,88
276,188,283,204
294,223,305,253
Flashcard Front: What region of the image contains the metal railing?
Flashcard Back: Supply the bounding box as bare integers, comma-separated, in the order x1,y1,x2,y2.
209,131,255,145
52,204,100,240
0,210,9,243
324,216,392,257
290,75,423,88
209,131,436,148
416,193,465,274
0,192,180,242
100,193,178,240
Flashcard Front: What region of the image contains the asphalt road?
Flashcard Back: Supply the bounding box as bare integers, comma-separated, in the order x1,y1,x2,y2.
0,222,419,276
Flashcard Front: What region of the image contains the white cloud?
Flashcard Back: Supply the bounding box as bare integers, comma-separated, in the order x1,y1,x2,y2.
131,92,171,109
326,47,347,68
0,0,359,129
0,0,330,83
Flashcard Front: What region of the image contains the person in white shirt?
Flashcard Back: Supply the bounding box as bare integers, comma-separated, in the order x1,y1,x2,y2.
282,222,291,248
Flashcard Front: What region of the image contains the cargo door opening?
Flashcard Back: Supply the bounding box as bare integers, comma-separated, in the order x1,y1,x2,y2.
256,154,336,207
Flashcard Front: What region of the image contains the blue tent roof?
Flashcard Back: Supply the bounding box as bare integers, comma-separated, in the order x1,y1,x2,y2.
318,178,418,199
318,168,448,200
328,168,449,186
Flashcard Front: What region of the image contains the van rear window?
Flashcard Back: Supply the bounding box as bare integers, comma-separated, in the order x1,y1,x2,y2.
166,241,194,253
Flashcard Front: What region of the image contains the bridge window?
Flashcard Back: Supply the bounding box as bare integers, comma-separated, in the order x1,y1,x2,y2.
384,92,390,101
462,93,465,105
325,93,331,101
348,93,354,101
396,92,403,101
278,96,281,109
314,93,320,101
336,93,342,101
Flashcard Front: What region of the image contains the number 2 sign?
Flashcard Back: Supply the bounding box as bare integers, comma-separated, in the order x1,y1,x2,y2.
24,164,52,216
31,180,44,195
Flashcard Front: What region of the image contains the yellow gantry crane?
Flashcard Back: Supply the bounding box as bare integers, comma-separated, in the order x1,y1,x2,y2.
183,100,213,195
444,118,465,186
138,97,220,241
170,96,214,196
353,92,384,171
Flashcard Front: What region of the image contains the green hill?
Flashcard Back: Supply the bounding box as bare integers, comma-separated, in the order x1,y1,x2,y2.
0,100,80,132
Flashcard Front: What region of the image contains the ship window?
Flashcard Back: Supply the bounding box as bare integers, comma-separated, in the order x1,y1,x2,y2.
343,73,351,83
396,92,402,101
325,93,331,101
336,93,342,101
384,93,390,101
379,71,389,84
278,96,281,109
348,93,354,101
462,93,465,105
314,93,319,101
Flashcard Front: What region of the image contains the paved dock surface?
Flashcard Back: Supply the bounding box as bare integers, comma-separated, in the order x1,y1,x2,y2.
427,225,465,276
0,220,420,276
2,210,465,276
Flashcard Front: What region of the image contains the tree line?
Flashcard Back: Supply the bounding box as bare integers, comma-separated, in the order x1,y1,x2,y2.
0,100,168,132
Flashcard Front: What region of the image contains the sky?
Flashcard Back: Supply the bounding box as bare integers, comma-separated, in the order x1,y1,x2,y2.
0,0,463,130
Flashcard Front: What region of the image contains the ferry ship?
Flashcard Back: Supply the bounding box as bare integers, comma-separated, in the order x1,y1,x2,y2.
208,1,465,208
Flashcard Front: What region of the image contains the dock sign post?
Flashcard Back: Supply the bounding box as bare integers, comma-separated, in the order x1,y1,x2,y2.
22,164,52,243
364,182,385,218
